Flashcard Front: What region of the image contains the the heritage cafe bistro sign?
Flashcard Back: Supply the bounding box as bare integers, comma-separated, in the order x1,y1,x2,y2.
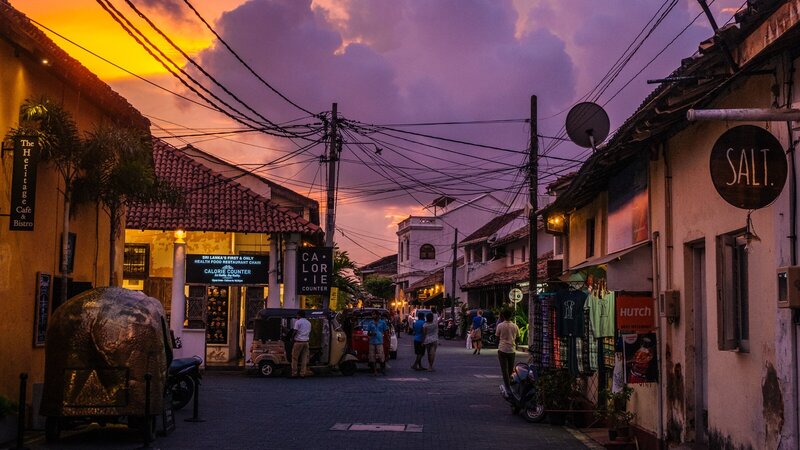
709,125,788,210
9,136,40,231
185,254,268,285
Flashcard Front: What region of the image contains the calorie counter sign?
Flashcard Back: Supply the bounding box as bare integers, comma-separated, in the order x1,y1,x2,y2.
297,247,333,295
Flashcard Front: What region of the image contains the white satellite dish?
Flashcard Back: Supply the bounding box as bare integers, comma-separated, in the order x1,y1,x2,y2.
566,102,610,150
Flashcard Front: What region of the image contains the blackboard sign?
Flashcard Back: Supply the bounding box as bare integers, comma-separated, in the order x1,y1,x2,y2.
34,272,52,346
10,136,40,231
185,254,268,285
297,247,333,295
710,125,787,210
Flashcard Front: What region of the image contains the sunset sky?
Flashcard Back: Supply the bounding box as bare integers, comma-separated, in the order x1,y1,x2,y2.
15,0,743,266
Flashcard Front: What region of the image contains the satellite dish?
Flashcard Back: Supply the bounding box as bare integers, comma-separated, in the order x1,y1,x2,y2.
565,102,610,149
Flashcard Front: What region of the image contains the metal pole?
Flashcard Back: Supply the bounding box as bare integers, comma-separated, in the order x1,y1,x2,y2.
143,373,152,448
451,229,458,323
528,95,538,347
15,373,27,450
185,375,205,423
687,108,800,122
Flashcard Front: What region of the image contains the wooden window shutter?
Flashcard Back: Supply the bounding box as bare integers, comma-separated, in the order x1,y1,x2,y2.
716,234,739,350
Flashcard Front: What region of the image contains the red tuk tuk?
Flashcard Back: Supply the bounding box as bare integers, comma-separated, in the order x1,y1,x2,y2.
338,308,394,366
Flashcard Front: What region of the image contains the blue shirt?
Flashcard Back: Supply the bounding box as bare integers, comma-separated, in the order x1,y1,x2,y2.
413,319,426,342
366,319,388,345
472,316,485,330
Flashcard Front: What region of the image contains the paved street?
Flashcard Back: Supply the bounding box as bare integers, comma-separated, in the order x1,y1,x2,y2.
19,337,592,450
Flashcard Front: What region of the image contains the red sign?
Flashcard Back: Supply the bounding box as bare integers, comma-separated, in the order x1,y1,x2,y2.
616,294,655,332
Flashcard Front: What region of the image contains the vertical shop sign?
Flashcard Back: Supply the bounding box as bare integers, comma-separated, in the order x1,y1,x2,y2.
297,247,333,295
34,272,52,346
10,136,40,231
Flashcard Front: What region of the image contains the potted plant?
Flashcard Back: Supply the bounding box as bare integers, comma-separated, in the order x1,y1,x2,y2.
595,386,636,441
0,394,17,445
534,369,576,425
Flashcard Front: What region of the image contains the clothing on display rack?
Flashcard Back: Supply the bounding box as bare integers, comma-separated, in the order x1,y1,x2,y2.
556,289,587,337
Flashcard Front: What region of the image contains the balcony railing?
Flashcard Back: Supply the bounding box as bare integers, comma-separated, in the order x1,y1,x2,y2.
398,216,442,231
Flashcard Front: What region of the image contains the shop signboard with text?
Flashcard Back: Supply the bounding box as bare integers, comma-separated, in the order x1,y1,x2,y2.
616,294,655,332
10,136,40,231
297,247,333,295
186,254,268,285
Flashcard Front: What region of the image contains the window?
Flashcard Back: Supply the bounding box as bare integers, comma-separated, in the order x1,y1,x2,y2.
405,240,410,261
586,218,596,258
510,249,515,265
419,244,435,260
399,241,403,262
555,235,564,257
123,244,149,279
716,232,749,352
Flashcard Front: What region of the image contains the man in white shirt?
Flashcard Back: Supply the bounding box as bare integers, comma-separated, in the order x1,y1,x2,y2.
495,310,520,389
291,310,312,378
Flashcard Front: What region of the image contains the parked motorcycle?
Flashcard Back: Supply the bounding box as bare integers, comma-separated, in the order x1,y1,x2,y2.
483,322,499,347
438,318,457,340
500,362,546,423
167,355,203,410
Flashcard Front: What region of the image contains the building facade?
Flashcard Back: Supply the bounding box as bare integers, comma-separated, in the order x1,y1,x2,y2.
0,0,148,405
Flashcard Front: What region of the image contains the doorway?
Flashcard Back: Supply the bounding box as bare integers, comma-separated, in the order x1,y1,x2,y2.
687,243,708,443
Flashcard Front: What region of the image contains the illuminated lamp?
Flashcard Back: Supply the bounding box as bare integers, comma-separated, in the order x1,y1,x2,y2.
174,229,187,243
546,213,565,234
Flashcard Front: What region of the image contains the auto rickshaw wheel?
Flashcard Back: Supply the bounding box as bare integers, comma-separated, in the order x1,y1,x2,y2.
340,360,357,376
259,361,278,377
45,417,61,443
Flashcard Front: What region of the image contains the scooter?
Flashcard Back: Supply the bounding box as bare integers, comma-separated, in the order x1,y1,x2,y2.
438,318,457,340
167,355,203,410
500,362,546,423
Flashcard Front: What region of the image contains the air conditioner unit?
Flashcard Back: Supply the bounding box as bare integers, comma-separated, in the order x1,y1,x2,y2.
659,290,679,321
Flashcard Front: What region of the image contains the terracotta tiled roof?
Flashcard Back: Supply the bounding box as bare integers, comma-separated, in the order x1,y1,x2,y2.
359,254,398,274
407,268,444,291
126,140,322,234
462,251,553,290
460,209,524,245
1,1,148,130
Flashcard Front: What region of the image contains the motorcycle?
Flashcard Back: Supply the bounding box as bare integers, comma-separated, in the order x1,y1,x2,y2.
482,322,499,347
167,355,203,410
500,362,546,423
438,318,457,340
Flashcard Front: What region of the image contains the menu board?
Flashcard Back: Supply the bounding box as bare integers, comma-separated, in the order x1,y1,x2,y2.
34,272,51,346
206,285,228,345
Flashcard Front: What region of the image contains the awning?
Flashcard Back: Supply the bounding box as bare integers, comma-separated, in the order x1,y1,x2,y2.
570,240,651,270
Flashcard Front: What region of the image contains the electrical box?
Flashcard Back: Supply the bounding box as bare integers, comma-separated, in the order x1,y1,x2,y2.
777,266,800,308
659,290,680,320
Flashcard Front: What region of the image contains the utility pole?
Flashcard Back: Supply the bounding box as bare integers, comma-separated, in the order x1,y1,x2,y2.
451,229,458,323
324,103,339,310
528,95,538,347
325,102,338,248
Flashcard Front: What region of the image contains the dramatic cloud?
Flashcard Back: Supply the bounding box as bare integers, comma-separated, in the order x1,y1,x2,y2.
56,0,734,264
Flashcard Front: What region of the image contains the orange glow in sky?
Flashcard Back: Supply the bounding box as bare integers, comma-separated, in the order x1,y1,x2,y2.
17,0,244,80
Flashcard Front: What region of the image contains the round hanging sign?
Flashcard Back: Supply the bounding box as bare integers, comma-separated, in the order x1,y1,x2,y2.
709,125,787,210
509,288,523,303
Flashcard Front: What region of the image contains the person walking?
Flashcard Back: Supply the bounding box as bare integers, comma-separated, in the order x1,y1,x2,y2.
422,312,439,371
366,311,389,375
291,310,311,378
411,311,427,370
470,309,486,355
495,310,520,389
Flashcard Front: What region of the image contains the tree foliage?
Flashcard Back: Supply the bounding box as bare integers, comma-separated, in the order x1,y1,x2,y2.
362,275,394,301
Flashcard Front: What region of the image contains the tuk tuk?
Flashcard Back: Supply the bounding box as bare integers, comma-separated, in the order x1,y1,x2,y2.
250,308,358,377
338,308,395,365
40,287,172,442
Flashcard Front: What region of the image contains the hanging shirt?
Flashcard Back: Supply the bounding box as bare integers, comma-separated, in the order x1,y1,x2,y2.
556,289,587,337
587,291,615,338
